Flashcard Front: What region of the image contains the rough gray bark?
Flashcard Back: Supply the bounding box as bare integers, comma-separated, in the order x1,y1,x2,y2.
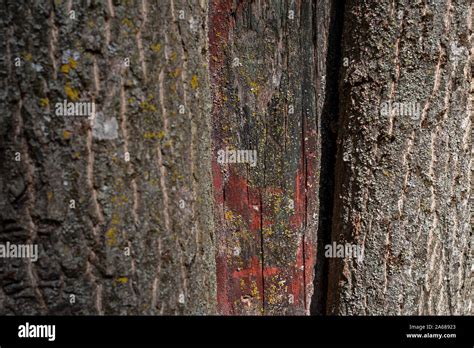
0,0,216,315
327,0,472,315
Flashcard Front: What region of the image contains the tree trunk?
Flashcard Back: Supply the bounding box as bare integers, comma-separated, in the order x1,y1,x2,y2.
209,0,326,315
0,0,216,315
327,0,472,315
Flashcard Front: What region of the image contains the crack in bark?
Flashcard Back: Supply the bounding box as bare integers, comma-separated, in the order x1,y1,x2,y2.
310,0,345,316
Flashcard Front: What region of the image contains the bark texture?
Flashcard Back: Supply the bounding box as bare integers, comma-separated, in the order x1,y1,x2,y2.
210,0,325,315
0,0,216,315
328,0,472,315
470,13,473,314
0,0,471,316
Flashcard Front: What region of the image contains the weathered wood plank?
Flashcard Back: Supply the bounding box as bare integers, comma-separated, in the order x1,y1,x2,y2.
210,0,322,315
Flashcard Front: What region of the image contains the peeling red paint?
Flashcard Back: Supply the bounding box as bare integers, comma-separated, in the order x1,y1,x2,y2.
224,167,261,233
213,150,316,314
209,0,238,73
290,163,306,229
232,256,279,279
210,0,319,315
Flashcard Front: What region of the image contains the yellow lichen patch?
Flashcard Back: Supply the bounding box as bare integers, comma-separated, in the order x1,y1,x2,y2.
63,130,72,140
169,51,177,61
61,58,77,75
240,278,246,290
39,98,49,107
150,43,162,53
114,178,125,190
69,58,77,69
65,83,79,101
144,131,165,140
111,213,120,226
262,226,273,237
172,169,184,181
111,194,129,206
61,62,71,73
121,18,134,29
24,53,33,62
250,280,260,299
115,277,128,285
139,101,157,112
190,74,199,89
72,152,81,159
47,191,53,201
171,68,181,78
267,283,280,305
225,210,234,221
149,178,160,186
249,81,259,95
106,226,118,246
272,195,283,214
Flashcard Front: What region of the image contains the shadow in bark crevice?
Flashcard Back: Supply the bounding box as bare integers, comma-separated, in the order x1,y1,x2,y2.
310,0,345,316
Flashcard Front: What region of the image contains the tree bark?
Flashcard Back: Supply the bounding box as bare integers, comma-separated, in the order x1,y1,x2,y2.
0,0,216,315
210,0,325,315
0,0,471,316
327,0,472,315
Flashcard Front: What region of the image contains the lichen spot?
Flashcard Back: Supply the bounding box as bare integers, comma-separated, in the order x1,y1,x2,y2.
150,43,162,53
115,277,128,285
65,83,79,101
191,75,199,90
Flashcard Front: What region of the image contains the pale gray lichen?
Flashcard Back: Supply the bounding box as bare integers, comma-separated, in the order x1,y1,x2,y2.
92,112,118,140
